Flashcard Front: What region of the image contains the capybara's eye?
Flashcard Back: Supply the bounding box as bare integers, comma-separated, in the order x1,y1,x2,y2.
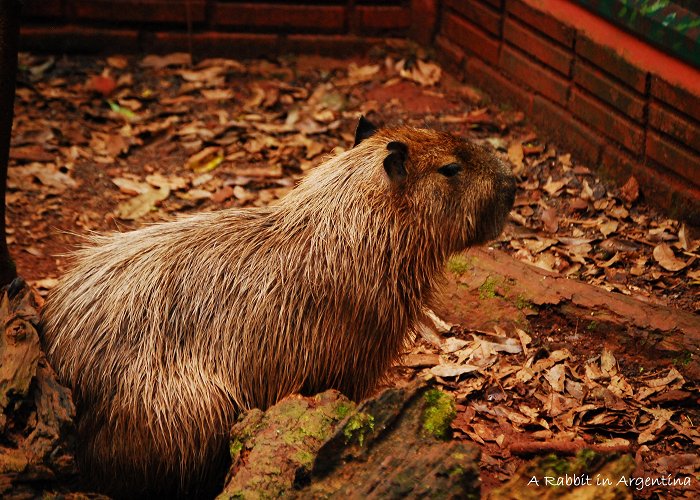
437,163,461,177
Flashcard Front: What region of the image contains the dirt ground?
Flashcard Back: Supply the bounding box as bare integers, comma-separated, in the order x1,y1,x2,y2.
7,45,700,498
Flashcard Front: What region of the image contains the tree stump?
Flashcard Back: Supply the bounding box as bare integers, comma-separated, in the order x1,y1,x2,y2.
0,280,79,498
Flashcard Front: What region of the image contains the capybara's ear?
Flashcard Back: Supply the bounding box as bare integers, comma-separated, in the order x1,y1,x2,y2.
354,115,378,146
384,141,408,183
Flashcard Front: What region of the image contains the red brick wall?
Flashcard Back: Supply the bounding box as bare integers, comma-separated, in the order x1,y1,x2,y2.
19,0,413,57
435,0,700,224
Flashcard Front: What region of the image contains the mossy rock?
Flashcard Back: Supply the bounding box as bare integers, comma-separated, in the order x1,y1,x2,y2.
218,379,480,499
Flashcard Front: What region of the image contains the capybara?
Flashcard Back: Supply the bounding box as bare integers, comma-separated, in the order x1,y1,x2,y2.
40,117,516,497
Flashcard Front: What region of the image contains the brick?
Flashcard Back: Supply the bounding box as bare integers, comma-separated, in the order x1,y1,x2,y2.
145,32,279,59
435,35,466,78
284,34,390,57
602,145,700,224
445,0,501,37
507,0,574,47
651,76,700,123
532,95,604,165
20,25,139,53
649,103,700,154
499,46,569,105
645,132,700,184
576,36,647,93
354,6,411,33
503,18,572,76
599,144,636,183
442,12,500,65
22,0,63,18
465,58,533,114
569,89,644,155
73,0,205,24
573,61,645,122
213,4,346,32
410,0,439,45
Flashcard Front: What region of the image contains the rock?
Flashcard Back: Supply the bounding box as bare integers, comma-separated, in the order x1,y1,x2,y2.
219,379,480,499
219,390,354,498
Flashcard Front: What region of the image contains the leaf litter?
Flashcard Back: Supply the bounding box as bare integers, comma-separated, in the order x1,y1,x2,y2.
7,47,700,497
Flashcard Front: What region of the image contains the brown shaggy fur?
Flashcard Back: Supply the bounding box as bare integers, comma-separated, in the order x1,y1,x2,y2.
40,122,515,497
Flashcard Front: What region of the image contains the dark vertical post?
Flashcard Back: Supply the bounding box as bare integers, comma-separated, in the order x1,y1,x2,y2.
0,0,21,286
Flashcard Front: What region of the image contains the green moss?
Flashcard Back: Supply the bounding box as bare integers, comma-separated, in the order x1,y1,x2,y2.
335,402,352,419
514,294,532,310
478,276,498,300
449,465,465,477
586,321,599,332
673,350,693,367
343,412,375,447
573,449,597,473
447,255,474,275
229,439,244,461
540,454,570,485
294,449,315,467
422,389,456,439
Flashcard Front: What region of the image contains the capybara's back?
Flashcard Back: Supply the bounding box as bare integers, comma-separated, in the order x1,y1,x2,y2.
40,119,515,497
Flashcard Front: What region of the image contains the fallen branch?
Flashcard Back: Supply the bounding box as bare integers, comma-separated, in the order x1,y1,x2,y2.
509,439,631,456
442,247,700,377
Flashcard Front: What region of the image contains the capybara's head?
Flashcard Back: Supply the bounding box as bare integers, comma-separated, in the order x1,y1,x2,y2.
353,117,516,252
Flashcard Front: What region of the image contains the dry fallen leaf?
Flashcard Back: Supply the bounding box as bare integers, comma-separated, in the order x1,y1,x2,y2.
146,173,189,191
115,185,170,220
653,243,687,272
544,364,566,392
346,63,381,84
106,55,128,69
442,337,469,353
140,52,191,70
541,207,558,233
599,219,619,237
31,277,59,290
399,59,442,87
507,142,524,176
201,88,234,100
16,163,78,192
178,189,212,201
112,177,150,195
542,176,567,196
431,363,479,378
619,176,639,204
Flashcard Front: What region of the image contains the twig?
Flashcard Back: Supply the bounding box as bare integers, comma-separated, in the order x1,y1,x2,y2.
509,439,631,456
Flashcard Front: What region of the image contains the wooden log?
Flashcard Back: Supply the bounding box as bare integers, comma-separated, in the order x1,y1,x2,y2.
441,247,700,378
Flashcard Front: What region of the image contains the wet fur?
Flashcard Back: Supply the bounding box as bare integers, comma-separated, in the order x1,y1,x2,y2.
40,124,515,497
